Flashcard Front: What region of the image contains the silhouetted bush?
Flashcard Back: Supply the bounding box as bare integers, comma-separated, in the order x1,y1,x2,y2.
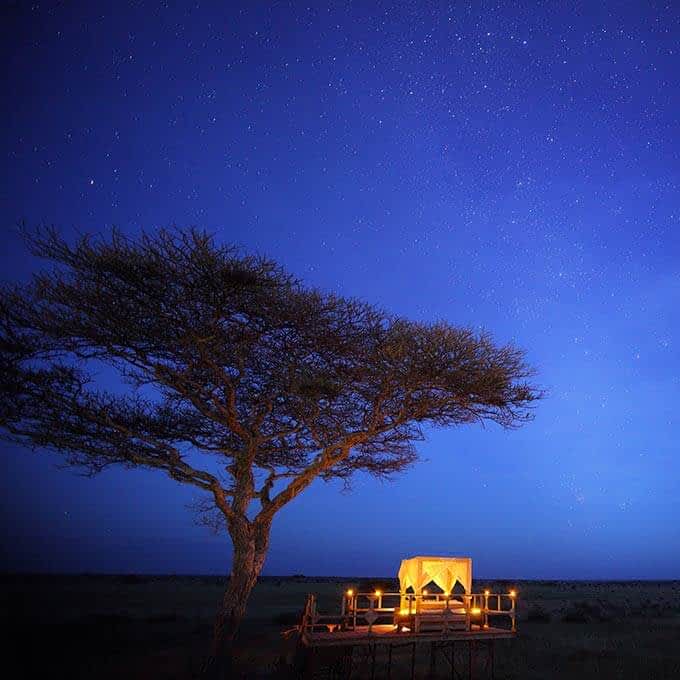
116,574,149,585
561,606,587,623
357,578,398,593
273,610,302,626
527,605,551,623
561,600,607,623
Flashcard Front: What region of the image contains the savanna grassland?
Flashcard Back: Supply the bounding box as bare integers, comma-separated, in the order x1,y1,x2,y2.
2,575,680,678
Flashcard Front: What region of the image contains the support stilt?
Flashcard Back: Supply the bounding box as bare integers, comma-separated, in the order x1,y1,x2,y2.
297,635,508,680
429,641,437,678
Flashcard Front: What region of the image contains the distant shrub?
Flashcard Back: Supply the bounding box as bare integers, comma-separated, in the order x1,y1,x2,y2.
273,610,302,626
596,598,626,621
561,606,588,623
357,578,398,593
527,605,551,623
561,600,607,623
116,574,149,585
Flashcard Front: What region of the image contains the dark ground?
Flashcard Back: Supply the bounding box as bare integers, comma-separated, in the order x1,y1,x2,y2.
2,574,680,678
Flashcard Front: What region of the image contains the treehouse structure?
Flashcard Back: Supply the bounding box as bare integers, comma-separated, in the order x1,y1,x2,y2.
289,555,517,678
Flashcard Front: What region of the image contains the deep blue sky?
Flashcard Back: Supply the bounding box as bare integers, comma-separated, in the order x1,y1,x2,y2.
1,2,679,579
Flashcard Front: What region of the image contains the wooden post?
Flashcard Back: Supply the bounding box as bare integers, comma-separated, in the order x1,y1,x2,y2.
510,591,517,633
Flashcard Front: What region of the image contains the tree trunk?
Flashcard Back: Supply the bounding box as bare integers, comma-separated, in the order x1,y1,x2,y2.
207,520,270,677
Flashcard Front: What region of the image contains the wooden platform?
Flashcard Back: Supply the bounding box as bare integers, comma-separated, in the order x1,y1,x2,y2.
303,624,515,648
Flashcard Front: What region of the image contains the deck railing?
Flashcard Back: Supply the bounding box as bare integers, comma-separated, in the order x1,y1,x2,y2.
300,589,517,637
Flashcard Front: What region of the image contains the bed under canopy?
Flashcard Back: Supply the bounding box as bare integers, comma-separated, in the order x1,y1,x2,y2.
398,555,472,597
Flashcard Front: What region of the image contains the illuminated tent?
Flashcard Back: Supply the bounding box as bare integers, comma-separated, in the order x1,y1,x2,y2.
398,555,472,596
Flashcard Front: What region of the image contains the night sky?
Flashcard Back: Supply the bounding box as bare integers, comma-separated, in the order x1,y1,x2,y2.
1,2,679,580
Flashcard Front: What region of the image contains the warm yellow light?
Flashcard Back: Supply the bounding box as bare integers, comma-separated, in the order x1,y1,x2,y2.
471,607,481,615
509,590,516,598
483,623,489,629
484,590,490,596
375,589,382,597
423,589,428,595
399,608,410,616
346,589,353,597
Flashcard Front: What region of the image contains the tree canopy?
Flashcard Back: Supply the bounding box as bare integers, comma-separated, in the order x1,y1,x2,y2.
1,228,538,514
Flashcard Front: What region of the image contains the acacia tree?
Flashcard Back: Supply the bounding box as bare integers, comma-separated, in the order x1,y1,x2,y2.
0,228,540,656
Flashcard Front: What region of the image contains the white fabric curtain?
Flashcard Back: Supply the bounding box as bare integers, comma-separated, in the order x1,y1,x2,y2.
398,556,472,594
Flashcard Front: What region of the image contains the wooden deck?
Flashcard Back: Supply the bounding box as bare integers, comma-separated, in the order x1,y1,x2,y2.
294,592,516,678
303,624,516,648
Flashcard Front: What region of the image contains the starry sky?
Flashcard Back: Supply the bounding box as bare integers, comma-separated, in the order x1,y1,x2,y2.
1,2,679,580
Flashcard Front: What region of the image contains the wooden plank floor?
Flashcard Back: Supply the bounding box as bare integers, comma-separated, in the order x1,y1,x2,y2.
303,624,515,647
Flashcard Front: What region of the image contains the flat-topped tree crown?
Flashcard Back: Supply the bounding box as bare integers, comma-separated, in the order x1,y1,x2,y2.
0,226,541,651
